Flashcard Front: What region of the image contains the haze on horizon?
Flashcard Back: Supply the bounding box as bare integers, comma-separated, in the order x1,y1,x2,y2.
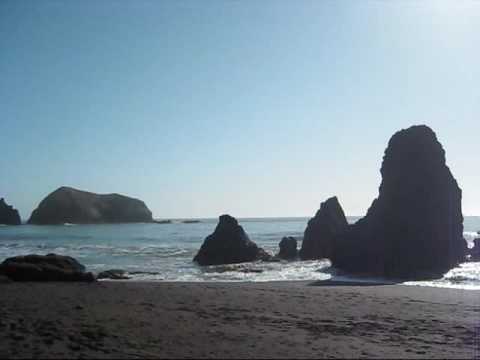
1,0,479,220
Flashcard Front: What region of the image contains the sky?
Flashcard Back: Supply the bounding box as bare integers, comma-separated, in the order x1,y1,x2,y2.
1,0,479,219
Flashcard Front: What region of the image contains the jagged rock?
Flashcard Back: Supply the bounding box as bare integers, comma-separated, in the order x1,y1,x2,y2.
0,254,95,282
97,269,131,280
194,215,272,266
332,125,467,280
28,187,153,225
277,236,298,260
299,197,348,260
469,239,480,261
0,198,21,225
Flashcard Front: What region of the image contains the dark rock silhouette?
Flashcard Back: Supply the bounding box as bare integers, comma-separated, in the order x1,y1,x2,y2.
0,198,21,225
469,238,480,261
194,215,272,266
28,187,153,225
332,125,467,280
277,236,298,260
299,197,348,260
0,254,95,282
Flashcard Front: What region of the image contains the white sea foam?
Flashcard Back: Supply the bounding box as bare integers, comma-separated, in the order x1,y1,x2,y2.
464,231,479,247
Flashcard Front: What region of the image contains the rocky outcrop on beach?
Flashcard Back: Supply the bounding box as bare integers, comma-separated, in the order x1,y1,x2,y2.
299,197,348,260
0,254,95,282
28,187,153,225
193,215,272,265
0,198,21,225
332,125,467,280
276,236,298,260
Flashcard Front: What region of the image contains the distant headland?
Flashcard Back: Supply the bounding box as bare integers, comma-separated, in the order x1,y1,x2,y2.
27,187,153,225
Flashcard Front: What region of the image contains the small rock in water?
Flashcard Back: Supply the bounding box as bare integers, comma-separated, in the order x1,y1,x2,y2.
154,219,172,224
276,236,298,260
97,269,131,280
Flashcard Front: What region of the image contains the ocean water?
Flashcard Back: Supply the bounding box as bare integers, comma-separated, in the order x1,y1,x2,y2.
0,216,479,289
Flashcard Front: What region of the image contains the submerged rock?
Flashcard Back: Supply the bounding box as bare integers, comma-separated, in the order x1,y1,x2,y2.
332,125,467,280
154,219,172,224
193,215,272,266
28,187,153,225
277,236,298,260
0,198,21,225
0,254,95,282
299,197,348,260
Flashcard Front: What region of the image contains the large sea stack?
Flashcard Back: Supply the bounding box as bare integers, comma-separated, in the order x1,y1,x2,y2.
0,198,21,225
28,187,153,225
299,197,348,260
332,125,467,280
194,215,271,266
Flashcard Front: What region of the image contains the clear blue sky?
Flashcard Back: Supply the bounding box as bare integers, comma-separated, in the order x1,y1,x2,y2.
1,0,479,219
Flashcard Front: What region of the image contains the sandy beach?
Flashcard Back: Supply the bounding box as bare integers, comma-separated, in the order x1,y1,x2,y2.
0,281,478,359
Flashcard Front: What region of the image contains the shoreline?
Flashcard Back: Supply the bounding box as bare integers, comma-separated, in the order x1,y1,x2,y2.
1,281,478,359
94,275,480,291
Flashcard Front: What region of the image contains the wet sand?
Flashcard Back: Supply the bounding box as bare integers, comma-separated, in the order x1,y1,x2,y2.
0,281,478,358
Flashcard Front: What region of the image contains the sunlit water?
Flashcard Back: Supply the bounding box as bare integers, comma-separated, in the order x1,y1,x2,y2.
1,217,479,289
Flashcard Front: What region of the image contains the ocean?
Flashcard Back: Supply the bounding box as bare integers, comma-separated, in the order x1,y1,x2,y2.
1,216,479,289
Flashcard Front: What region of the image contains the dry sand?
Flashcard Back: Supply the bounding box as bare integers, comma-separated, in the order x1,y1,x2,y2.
0,281,478,359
